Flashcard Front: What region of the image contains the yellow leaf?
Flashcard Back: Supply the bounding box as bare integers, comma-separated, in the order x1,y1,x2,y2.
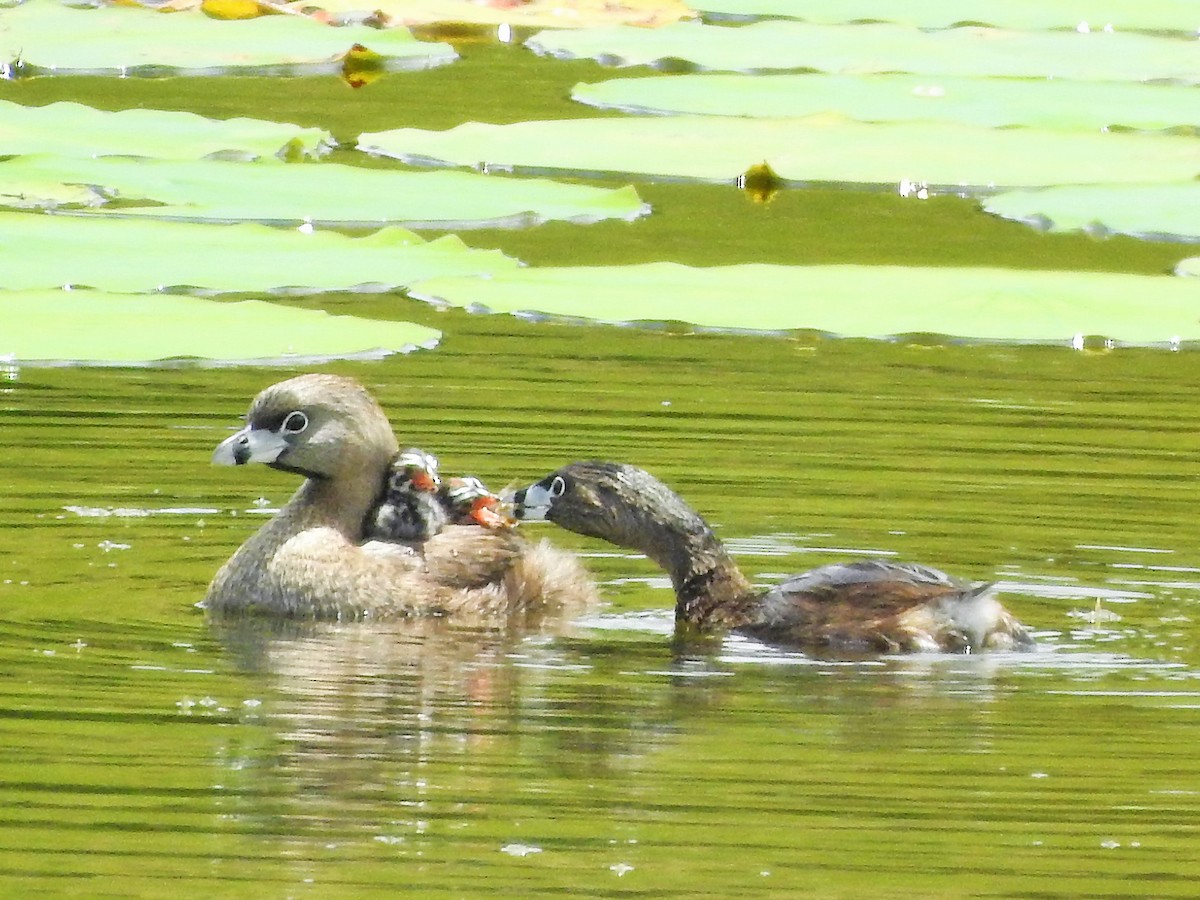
738,161,784,205
200,0,275,19
341,42,388,89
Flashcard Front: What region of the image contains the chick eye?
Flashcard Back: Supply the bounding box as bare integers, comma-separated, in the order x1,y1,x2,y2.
281,411,309,435
550,475,566,498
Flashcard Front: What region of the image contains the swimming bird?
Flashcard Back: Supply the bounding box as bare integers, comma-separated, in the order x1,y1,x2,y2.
205,374,596,623
514,461,1033,654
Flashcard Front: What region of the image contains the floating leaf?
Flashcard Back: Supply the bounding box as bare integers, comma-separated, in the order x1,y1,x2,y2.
0,212,518,293
0,155,649,227
359,116,1200,188
0,0,455,75
984,184,1200,242
409,263,1200,344
691,0,1200,33
0,172,101,210
1,289,440,365
277,0,693,29
528,21,1200,82
0,99,333,161
573,73,1200,132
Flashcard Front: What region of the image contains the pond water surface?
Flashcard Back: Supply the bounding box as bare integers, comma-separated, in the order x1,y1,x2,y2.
2,38,1199,899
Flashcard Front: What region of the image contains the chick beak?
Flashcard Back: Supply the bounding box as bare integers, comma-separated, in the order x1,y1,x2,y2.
471,496,514,529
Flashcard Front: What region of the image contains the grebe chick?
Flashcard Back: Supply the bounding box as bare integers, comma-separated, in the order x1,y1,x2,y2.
442,476,516,529
366,448,448,543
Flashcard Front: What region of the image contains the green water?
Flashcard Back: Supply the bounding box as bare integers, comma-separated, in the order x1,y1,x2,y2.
3,39,1200,899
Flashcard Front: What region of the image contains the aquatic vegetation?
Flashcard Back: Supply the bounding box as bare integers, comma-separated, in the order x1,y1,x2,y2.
1,289,439,365
984,184,1200,243
267,0,694,28
0,211,518,293
410,262,1200,344
0,99,333,160
359,115,1199,188
528,20,1200,82
690,0,1200,32
0,0,455,75
0,155,649,227
2,0,1194,354
572,73,1200,132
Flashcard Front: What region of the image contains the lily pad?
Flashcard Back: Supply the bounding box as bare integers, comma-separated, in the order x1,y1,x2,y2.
1,289,440,365
0,211,518,293
0,0,455,75
984,185,1200,242
573,73,1200,132
0,155,649,227
409,263,1200,345
0,99,333,161
528,21,1200,82
278,0,694,28
359,116,1200,188
691,0,1200,33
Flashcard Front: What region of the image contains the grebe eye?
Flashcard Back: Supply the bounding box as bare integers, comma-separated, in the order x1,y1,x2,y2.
282,411,309,435
550,476,566,498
